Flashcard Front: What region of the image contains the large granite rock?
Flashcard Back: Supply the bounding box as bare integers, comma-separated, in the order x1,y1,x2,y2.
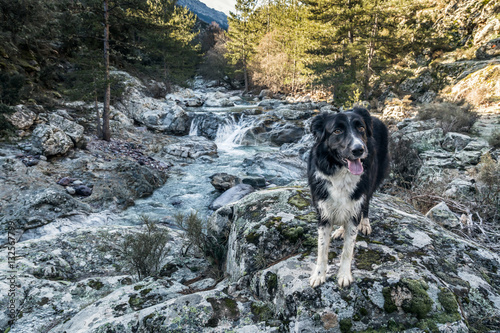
162,136,218,160
48,113,84,144
31,124,74,156
218,186,500,332
5,105,37,130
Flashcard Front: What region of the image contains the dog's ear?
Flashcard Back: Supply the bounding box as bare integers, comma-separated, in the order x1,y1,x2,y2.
311,112,327,140
353,108,373,137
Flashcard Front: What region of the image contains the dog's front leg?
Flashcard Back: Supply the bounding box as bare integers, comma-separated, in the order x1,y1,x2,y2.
337,220,358,287
310,223,333,287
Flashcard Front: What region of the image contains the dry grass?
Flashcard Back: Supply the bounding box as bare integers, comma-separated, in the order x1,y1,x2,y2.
417,100,477,134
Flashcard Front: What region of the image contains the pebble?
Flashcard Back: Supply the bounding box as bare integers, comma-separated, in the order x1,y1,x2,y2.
66,187,76,195
74,185,92,196
57,177,74,186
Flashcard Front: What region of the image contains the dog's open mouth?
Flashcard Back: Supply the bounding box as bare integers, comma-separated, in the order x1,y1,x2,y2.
344,158,363,175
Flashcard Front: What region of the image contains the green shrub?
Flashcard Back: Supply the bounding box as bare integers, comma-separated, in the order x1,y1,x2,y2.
389,136,423,189
417,101,477,134
175,212,228,280
120,216,170,280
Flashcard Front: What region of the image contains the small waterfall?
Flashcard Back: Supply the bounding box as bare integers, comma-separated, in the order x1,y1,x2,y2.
215,114,259,151
189,117,201,136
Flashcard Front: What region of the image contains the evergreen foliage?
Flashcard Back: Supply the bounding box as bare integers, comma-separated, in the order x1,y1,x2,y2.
225,0,259,93
221,0,454,104
0,0,200,105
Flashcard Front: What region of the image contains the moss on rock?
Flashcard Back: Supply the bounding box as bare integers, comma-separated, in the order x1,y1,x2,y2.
401,279,433,319
288,192,310,210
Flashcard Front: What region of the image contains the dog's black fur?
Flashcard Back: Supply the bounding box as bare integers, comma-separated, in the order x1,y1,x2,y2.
308,107,389,287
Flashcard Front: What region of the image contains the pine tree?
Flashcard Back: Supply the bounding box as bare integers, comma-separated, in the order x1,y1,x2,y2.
225,0,259,93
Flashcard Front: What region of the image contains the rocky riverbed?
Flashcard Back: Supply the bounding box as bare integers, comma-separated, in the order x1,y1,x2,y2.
1,72,499,332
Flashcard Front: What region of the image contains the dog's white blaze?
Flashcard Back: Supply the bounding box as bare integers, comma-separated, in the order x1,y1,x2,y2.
351,135,364,149
315,168,365,225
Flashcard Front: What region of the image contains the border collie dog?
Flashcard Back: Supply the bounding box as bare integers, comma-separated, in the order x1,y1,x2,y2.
308,108,389,288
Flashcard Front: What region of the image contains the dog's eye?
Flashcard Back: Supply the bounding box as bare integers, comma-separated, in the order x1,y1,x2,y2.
358,126,365,133
333,129,343,135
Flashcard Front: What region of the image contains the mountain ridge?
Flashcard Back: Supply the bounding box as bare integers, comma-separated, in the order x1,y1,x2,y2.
177,0,229,29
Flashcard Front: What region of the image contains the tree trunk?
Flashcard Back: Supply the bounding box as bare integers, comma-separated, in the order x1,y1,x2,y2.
364,7,379,99
102,0,111,141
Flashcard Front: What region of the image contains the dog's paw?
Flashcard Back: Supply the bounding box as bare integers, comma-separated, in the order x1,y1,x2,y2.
358,218,372,235
337,272,354,288
310,272,327,288
332,226,345,239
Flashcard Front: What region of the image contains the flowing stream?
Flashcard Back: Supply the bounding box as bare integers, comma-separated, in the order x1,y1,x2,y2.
20,104,298,240
120,109,278,224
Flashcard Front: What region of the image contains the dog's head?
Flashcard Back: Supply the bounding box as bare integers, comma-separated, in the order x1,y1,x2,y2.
311,108,373,175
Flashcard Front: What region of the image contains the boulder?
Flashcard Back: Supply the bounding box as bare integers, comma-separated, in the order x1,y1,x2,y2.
31,124,74,156
6,105,37,129
48,113,84,144
141,103,190,135
259,89,273,100
217,187,500,332
163,136,218,160
269,125,305,146
442,132,473,152
210,173,242,192
209,183,255,211
204,92,235,107
425,201,461,229
242,153,306,186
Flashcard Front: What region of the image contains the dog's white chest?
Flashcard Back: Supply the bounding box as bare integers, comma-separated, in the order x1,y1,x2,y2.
316,168,365,225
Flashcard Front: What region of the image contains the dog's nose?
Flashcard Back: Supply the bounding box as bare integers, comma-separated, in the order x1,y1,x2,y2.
352,145,364,158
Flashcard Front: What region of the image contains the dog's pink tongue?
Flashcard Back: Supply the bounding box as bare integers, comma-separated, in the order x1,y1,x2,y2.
347,159,363,175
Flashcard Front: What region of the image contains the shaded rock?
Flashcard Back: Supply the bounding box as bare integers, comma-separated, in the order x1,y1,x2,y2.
241,176,266,188
426,201,461,229
74,185,93,196
163,136,218,160
32,124,74,156
189,113,224,140
0,187,91,243
269,125,305,146
209,183,255,211
210,172,241,192
476,37,500,60
48,113,84,144
6,105,37,129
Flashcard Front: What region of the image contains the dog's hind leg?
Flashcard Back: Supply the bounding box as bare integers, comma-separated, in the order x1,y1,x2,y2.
337,220,358,287
310,223,334,287
332,225,345,239
332,219,371,239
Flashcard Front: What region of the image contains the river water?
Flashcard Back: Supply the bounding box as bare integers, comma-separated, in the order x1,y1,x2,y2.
20,102,306,240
